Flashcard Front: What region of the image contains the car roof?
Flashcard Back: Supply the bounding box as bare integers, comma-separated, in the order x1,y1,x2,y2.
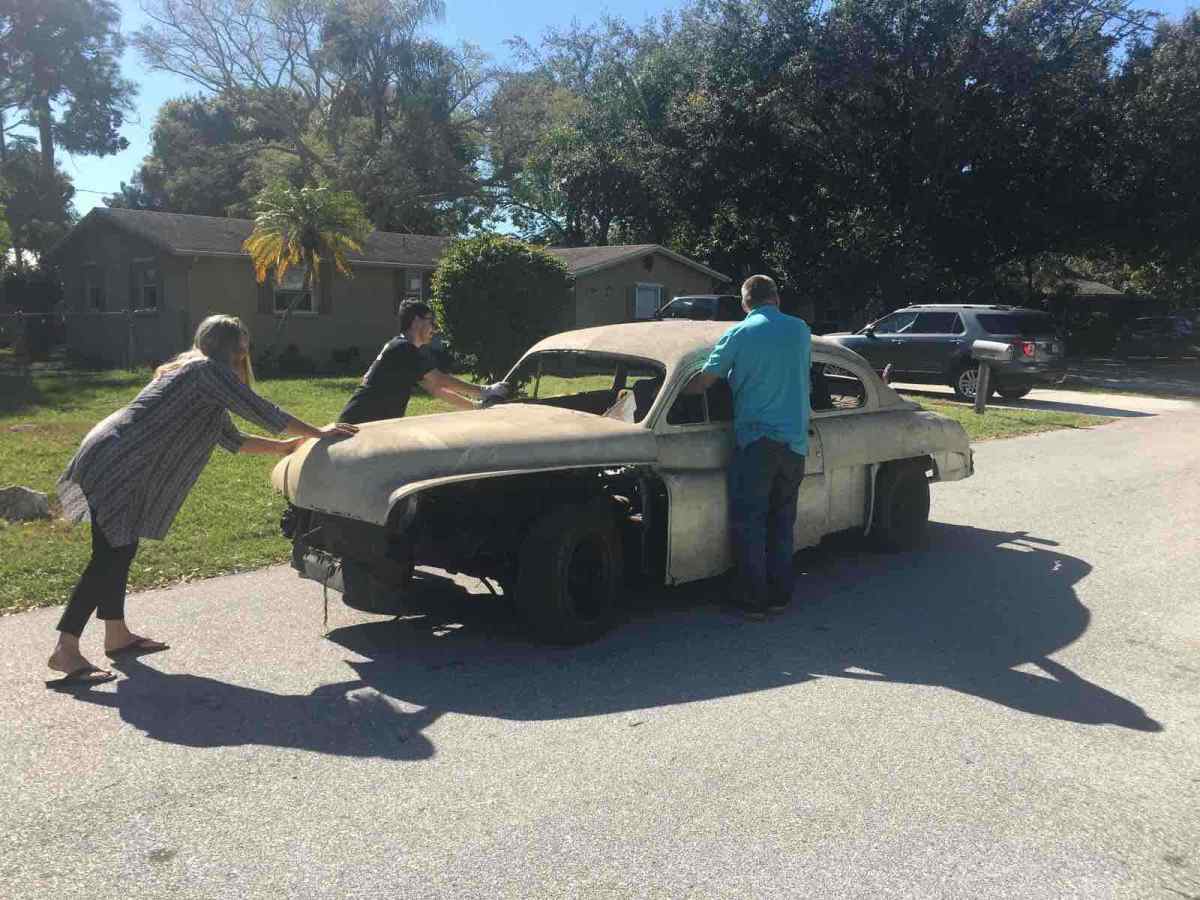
525,320,866,372
665,294,740,301
894,304,1049,313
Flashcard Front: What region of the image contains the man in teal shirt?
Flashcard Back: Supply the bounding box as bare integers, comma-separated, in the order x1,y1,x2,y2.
686,274,811,619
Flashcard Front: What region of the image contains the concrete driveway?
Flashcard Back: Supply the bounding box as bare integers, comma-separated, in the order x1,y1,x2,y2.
1063,356,1200,398
3,406,1199,899
890,381,1200,417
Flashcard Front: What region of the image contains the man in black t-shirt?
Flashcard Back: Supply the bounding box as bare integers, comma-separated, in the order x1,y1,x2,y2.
339,300,509,424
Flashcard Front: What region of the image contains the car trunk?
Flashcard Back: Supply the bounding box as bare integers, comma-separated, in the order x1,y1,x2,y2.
975,313,1064,364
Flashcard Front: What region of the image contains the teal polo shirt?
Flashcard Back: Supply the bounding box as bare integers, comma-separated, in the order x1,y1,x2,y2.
701,304,812,455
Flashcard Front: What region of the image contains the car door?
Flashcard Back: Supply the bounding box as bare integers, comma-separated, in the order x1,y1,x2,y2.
656,370,828,584
654,376,737,584
897,311,966,375
854,311,918,371
807,356,874,537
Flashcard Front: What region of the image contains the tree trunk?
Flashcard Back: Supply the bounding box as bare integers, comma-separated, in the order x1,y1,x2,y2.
1025,257,1033,306
36,93,55,179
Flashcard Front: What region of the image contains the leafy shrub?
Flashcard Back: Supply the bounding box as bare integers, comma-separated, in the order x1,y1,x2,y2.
431,235,573,380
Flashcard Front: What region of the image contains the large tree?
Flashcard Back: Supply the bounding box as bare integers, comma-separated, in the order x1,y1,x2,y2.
133,0,492,232
105,96,288,216
637,0,1155,319
0,0,136,180
490,18,686,245
0,145,75,270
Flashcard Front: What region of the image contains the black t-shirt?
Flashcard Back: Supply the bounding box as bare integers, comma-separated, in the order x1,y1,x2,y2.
338,336,436,424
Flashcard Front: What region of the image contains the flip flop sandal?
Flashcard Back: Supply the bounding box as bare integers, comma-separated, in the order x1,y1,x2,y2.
46,664,116,688
106,637,170,658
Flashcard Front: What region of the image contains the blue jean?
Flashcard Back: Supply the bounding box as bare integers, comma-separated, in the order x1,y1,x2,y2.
728,438,807,610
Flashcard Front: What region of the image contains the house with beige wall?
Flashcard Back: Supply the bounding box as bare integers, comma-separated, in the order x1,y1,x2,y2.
47,209,730,368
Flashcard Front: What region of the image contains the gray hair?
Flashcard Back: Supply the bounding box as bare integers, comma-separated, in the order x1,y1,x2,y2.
741,274,780,308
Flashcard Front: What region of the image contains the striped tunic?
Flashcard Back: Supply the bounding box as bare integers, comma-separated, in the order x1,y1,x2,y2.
57,357,291,546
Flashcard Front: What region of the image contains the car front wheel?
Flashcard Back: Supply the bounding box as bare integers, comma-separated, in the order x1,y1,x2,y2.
517,499,623,644
951,364,994,402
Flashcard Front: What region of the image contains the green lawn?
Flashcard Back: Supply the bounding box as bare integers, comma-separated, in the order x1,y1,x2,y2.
0,368,456,615
913,396,1111,440
0,369,1110,613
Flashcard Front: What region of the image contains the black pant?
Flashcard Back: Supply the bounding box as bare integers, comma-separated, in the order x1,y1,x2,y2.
56,516,139,637
728,438,807,610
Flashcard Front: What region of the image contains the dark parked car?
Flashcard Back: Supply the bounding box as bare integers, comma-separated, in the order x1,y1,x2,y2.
827,304,1067,400
653,294,744,322
1115,316,1197,360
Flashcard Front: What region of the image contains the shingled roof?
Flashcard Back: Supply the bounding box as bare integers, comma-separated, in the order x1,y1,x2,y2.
57,208,729,281
68,208,453,268
548,243,729,281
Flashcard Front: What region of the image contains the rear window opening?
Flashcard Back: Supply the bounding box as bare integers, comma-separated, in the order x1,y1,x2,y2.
976,314,1058,337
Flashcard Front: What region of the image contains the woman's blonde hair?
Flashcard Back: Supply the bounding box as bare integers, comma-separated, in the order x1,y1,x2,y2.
155,314,255,385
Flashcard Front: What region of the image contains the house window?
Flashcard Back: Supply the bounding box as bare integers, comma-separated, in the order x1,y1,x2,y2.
407,271,423,296
137,266,159,310
635,283,662,319
274,268,314,315
84,268,105,311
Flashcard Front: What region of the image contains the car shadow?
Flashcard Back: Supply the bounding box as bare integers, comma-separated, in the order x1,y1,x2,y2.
892,385,1155,418
69,523,1161,760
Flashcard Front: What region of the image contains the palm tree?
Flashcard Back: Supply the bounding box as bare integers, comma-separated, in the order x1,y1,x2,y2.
243,180,372,361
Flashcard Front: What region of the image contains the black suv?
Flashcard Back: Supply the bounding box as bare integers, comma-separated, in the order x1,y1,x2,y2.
828,305,1067,400
653,294,744,321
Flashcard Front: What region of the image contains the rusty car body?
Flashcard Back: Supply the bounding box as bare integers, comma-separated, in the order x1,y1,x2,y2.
272,321,973,643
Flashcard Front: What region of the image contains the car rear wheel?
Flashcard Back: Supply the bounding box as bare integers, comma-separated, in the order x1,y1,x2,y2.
517,499,623,644
996,384,1032,400
870,460,930,551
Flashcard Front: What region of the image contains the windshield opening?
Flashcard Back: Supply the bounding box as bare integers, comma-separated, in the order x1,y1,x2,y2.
506,351,666,423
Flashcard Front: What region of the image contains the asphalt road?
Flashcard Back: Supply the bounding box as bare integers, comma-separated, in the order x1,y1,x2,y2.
3,396,1198,899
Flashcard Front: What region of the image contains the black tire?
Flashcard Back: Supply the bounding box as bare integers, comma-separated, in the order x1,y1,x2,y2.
516,499,623,644
951,364,992,402
870,460,931,551
996,385,1032,400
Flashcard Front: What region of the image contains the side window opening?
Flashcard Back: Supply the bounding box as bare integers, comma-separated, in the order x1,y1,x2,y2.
667,391,706,425
812,363,867,411
871,311,917,335
707,380,733,421
912,311,962,334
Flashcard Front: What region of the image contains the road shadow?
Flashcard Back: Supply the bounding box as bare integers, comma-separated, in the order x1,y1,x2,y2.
68,523,1161,760
892,385,1155,418
72,657,440,761
1064,357,1200,399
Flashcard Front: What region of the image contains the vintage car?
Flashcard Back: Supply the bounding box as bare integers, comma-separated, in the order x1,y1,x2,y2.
271,322,974,643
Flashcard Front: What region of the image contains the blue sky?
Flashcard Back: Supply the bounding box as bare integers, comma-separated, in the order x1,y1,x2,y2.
57,0,1197,214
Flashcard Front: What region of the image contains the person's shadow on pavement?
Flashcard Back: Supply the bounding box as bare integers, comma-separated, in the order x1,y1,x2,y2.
73,656,438,760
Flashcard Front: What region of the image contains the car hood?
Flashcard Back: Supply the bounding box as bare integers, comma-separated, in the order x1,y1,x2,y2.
271,403,659,526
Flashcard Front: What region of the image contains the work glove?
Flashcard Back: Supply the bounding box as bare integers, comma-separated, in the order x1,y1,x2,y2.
478,381,512,407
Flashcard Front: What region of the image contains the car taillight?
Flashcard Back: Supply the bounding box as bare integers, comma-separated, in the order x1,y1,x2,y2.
1013,340,1036,357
